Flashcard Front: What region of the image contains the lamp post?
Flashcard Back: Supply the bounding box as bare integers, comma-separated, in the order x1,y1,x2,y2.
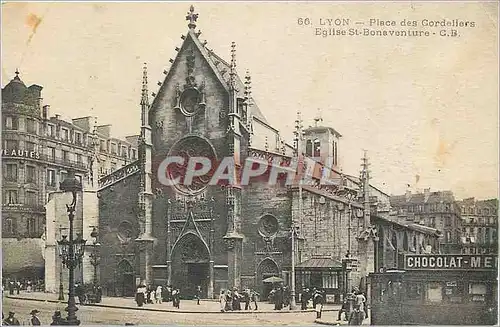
89,227,101,292
57,170,86,326
58,225,68,301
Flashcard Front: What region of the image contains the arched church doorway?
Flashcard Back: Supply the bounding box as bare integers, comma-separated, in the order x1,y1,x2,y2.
115,260,135,297
171,233,210,299
257,258,280,300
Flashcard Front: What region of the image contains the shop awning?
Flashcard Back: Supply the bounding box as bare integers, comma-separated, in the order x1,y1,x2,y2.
296,257,343,270
2,238,45,274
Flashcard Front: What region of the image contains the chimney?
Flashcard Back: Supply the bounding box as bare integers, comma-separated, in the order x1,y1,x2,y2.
55,114,61,120
42,105,50,120
405,189,411,202
424,188,431,202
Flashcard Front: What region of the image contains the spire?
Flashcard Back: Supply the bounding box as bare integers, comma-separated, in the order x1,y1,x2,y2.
360,150,371,227
141,63,149,107
229,42,236,89
141,63,149,127
186,5,199,30
294,111,304,154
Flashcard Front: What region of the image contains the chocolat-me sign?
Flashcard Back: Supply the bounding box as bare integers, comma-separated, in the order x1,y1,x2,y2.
404,254,498,271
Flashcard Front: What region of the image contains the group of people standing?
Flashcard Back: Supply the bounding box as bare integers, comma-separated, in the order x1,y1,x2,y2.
135,284,181,308
337,289,368,325
219,288,259,312
299,288,326,318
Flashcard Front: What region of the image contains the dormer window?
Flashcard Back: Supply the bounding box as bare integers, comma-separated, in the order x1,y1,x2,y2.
4,116,19,130
26,118,37,134
48,124,55,137
313,139,321,157
75,132,82,145
62,128,69,142
306,140,313,157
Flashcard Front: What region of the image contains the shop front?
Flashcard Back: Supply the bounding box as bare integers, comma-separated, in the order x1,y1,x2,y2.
295,257,343,304
370,254,498,325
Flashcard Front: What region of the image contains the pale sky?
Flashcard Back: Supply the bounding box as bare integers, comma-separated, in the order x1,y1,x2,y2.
2,2,498,200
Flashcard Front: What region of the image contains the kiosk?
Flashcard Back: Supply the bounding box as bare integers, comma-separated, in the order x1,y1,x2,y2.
370,254,498,325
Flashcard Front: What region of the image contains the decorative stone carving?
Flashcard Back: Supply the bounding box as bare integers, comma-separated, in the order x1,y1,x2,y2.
224,238,235,250
166,136,217,194
258,215,279,237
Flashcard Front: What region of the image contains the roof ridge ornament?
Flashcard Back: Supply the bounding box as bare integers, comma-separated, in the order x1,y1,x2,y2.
186,5,199,30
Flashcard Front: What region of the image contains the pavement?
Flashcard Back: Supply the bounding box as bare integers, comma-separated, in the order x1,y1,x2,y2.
4,291,341,314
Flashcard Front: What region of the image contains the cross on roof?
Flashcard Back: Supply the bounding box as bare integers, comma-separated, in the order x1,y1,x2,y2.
186,5,199,29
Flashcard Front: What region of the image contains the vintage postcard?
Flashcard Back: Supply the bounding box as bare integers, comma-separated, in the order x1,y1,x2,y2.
1,2,498,326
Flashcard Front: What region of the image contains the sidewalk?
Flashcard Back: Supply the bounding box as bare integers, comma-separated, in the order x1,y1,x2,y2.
315,311,371,325
5,291,341,314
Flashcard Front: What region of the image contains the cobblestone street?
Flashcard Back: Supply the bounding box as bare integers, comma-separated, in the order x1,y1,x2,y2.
2,293,343,325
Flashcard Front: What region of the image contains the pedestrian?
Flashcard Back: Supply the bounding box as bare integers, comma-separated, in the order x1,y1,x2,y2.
4,311,20,325
251,289,259,310
29,309,41,325
314,290,324,319
172,288,180,308
9,280,14,295
136,283,147,307
26,280,32,293
219,289,226,312
232,288,241,311
274,286,283,310
337,298,350,321
300,288,308,310
195,285,202,305
15,281,20,295
244,289,251,310
348,305,363,325
50,310,64,326
354,290,366,319
166,285,172,302
155,285,163,304
150,288,156,304
225,289,233,311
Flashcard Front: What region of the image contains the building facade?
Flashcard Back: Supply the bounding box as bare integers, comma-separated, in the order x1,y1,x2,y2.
390,189,462,254
97,6,441,303
1,71,138,281
457,198,498,255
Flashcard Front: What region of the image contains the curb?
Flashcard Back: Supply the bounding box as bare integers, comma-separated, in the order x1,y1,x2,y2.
314,319,348,326
6,296,337,314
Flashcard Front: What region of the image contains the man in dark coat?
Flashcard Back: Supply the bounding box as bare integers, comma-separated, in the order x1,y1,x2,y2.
30,309,41,325
251,290,259,310
3,311,20,325
300,288,309,310
232,288,241,311
274,286,283,310
195,286,202,305
243,289,251,310
50,311,64,326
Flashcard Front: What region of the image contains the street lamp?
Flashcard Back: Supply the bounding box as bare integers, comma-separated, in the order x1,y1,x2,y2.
290,225,300,310
57,170,86,326
89,227,101,298
58,225,68,301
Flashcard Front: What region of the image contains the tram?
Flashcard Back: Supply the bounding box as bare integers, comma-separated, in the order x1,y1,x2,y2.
369,254,498,325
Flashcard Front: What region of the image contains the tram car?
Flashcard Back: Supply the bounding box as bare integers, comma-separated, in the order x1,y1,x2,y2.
369,254,498,325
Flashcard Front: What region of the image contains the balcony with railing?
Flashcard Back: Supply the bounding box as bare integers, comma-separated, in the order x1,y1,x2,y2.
39,153,87,170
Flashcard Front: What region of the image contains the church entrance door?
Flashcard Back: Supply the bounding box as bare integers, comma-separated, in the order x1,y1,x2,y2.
116,260,135,297
257,258,280,300
171,233,210,299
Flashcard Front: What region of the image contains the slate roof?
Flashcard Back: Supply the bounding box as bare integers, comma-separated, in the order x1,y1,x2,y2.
390,190,456,206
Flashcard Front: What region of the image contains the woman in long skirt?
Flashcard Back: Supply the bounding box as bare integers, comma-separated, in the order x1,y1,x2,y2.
219,289,226,312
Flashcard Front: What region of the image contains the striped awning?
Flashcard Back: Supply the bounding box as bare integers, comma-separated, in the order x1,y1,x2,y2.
296,257,343,270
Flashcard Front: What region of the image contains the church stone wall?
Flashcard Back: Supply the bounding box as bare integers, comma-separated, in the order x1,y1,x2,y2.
98,174,140,296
